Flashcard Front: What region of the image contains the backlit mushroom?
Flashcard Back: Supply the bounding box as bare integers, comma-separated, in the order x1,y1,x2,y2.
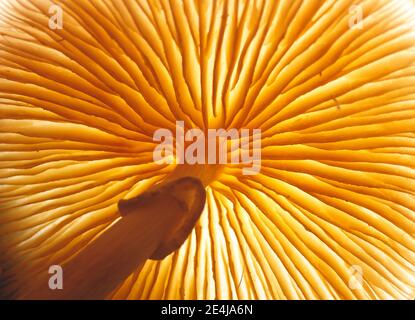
1,0,415,300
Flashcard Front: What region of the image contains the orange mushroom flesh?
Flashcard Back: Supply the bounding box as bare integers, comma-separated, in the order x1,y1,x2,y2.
0,0,415,300
21,177,206,299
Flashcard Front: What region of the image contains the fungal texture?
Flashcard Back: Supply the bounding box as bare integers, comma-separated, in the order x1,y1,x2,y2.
1,0,415,299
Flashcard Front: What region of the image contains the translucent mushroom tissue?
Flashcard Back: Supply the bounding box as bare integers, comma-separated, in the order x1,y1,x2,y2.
0,0,415,299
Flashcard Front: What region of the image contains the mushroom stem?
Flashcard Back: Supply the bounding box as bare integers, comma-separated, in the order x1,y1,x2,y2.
22,177,206,300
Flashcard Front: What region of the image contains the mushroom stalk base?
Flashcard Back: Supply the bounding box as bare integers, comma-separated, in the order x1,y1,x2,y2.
22,177,206,300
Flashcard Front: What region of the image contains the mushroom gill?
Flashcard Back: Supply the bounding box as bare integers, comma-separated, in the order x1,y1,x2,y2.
0,0,415,300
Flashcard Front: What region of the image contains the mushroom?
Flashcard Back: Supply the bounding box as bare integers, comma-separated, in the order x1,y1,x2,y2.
21,176,206,299
0,0,415,300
